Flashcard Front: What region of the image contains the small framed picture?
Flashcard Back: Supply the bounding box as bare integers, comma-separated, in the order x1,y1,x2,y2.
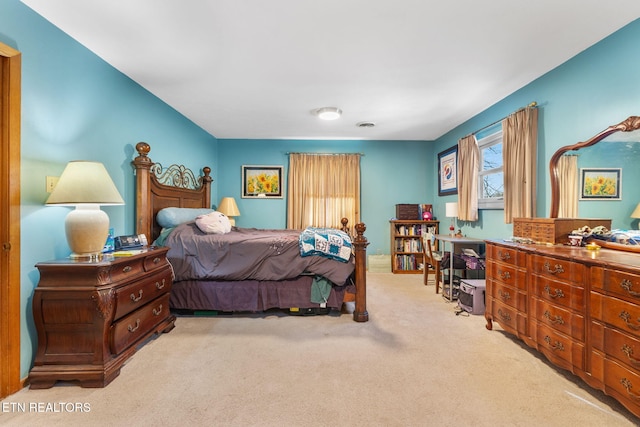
438,145,458,196
242,165,283,198
579,168,621,200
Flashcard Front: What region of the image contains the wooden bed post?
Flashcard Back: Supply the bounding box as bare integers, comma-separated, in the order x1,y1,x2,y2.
133,142,153,240
352,222,369,322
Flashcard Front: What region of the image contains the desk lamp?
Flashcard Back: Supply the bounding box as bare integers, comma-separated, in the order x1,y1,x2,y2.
445,202,458,236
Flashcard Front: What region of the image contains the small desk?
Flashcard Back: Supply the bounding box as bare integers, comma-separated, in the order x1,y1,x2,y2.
434,234,485,302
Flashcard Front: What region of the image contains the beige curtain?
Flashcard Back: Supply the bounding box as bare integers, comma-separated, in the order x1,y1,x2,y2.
557,155,578,218
502,107,538,223
457,135,479,221
287,154,361,230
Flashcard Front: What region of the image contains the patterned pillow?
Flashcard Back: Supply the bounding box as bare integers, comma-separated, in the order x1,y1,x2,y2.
299,227,352,262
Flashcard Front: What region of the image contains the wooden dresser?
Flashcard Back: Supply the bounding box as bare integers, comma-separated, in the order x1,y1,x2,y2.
486,239,640,418
28,247,175,389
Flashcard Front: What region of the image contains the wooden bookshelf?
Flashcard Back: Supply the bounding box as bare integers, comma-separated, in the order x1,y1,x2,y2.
390,220,439,274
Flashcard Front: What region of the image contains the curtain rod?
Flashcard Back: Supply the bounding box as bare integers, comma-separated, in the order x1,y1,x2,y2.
286,152,364,156
465,101,537,139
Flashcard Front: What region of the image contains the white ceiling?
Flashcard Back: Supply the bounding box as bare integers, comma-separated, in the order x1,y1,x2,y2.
21,1,640,141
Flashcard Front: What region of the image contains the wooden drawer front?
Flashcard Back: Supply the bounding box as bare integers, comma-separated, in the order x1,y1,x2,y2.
114,268,173,321
111,293,170,355
592,292,640,340
536,323,584,371
488,280,526,311
143,250,171,273
597,326,640,372
531,255,584,283
531,275,584,311
602,358,640,416
592,267,640,304
532,297,584,341
487,261,526,291
107,257,146,284
489,299,526,336
487,244,525,267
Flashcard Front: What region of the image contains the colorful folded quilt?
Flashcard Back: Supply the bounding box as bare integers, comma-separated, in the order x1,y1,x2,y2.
299,227,352,262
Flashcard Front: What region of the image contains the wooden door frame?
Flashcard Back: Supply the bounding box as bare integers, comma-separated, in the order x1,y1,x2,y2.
0,42,21,398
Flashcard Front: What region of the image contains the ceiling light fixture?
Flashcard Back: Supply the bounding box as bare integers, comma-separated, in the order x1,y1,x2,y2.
314,107,342,120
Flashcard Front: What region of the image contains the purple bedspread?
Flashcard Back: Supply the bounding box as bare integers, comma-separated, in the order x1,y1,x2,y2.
164,223,355,285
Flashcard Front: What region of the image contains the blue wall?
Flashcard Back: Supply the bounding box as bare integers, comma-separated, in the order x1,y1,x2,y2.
217,139,434,255
2,1,218,377
433,19,640,239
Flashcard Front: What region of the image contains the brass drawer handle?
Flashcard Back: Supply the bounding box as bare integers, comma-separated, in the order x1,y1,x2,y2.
619,311,640,331
152,304,163,316
127,319,141,333
498,251,511,261
153,257,161,264
543,261,564,275
543,310,565,325
544,285,565,299
620,279,640,298
621,344,640,367
130,290,143,302
498,309,511,322
498,289,511,301
499,270,511,280
543,335,565,352
123,266,132,273
155,279,165,290
621,378,640,399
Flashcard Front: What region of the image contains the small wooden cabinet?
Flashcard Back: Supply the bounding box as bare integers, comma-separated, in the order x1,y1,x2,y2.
390,220,439,274
28,247,175,389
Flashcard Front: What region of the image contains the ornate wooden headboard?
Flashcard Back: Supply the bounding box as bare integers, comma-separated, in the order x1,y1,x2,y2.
132,142,213,241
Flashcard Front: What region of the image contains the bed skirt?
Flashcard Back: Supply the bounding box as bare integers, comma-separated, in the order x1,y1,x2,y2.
169,276,353,312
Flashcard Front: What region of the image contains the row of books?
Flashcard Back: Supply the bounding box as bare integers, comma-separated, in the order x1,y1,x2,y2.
394,224,437,236
394,254,420,271
394,238,423,253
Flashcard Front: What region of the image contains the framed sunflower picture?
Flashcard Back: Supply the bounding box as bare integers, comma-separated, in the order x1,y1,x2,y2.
579,168,621,200
242,165,283,198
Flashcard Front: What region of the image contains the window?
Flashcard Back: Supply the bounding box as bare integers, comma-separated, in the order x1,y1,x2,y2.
477,127,504,209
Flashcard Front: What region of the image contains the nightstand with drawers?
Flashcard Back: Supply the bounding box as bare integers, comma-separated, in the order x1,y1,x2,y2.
28,246,175,389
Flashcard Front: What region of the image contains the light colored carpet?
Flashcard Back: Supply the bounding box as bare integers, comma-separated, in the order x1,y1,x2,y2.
0,273,637,426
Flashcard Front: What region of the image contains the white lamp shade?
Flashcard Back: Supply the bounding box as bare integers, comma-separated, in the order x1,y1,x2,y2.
46,161,124,206
46,161,124,257
445,202,458,218
632,203,640,219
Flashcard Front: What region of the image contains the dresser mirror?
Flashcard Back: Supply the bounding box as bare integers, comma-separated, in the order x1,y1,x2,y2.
549,115,640,251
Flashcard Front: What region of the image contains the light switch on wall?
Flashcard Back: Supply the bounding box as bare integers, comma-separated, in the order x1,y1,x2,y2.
46,176,59,193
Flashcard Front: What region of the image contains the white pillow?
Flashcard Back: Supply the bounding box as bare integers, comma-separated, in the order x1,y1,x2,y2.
195,211,232,234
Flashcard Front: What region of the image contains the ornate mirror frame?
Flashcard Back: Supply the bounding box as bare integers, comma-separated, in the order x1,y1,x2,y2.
549,116,640,218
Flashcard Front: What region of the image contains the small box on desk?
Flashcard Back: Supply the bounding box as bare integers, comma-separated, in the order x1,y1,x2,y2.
396,204,419,220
